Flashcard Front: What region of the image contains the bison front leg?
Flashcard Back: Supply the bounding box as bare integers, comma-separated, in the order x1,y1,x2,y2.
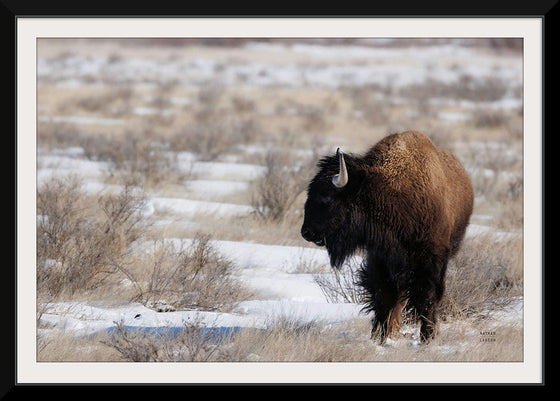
364,267,398,344
371,312,390,344
362,250,409,344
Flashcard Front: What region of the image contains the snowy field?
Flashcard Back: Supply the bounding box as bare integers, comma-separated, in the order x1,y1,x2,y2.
32,38,527,372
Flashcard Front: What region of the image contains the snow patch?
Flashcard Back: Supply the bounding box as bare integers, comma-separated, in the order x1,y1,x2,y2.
151,197,254,217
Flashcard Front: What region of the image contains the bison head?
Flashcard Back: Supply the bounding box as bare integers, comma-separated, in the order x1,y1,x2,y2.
301,148,366,268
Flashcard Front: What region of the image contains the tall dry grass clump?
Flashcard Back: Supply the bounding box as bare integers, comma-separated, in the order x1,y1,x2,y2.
132,234,252,312
441,233,523,320
102,130,176,187
36,175,148,300
102,317,230,362
251,149,312,222
84,129,189,188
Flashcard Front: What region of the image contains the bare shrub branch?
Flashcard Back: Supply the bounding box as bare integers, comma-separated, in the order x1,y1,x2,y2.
102,317,223,362
101,319,162,362
251,150,311,222
441,233,523,320
37,176,148,298
138,234,252,312
313,260,365,304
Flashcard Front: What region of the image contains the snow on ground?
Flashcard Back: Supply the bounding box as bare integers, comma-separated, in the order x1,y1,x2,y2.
39,225,520,342
36,145,361,338
163,238,338,301
41,298,364,339
150,197,253,218
38,42,522,96
38,115,125,126
36,148,522,344
191,161,266,181
185,180,249,199
35,40,524,357
37,153,111,183
40,237,361,338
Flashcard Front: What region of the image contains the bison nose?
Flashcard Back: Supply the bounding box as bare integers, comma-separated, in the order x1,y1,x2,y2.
301,227,312,241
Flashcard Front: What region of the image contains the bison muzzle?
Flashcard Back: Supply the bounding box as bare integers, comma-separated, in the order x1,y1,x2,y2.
301,131,474,343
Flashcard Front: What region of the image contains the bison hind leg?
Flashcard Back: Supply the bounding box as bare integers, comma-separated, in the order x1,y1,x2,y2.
369,296,408,344
357,262,393,344
387,297,408,339
408,267,447,342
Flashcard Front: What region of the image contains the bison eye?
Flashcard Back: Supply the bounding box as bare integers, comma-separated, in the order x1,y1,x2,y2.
318,196,333,206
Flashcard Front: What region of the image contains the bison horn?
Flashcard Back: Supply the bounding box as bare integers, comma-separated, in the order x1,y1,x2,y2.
332,148,348,188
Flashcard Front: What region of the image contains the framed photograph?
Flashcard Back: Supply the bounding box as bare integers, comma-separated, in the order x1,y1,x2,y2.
14,12,547,386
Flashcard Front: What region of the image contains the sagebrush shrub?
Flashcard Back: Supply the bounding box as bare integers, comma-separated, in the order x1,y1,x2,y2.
137,234,251,312
251,150,310,222
37,176,147,298
440,233,523,320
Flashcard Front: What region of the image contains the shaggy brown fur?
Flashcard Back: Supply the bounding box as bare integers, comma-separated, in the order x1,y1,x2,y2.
301,131,474,343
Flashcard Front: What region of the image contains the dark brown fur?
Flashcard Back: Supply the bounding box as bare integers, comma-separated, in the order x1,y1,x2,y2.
301,131,473,342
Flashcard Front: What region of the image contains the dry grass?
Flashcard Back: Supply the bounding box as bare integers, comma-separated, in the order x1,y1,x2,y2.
37,176,148,300
313,260,365,304
400,75,511,103
38,330,122,362
130,234,253,312
102,318,225,362
35,38,525,363
311,232,523,341
442,233,523,320
250,149,312,222
37,176,252,313
41,312,521,362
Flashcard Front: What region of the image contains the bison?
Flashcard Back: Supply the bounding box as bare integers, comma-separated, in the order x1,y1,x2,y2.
301,130,473,343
